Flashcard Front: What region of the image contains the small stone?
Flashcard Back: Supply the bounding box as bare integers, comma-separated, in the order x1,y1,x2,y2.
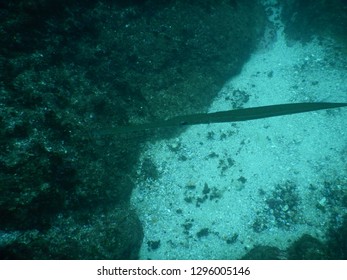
318,197,326,206
316,197,327,211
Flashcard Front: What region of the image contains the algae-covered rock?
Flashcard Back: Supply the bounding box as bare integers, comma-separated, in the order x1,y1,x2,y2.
0,0,265,259
0,208,143,259
281,0,347,45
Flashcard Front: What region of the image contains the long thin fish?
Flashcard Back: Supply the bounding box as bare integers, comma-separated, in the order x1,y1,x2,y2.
99,102,347,135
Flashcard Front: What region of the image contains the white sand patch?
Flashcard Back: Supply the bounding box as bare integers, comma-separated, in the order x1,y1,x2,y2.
131,4,347,260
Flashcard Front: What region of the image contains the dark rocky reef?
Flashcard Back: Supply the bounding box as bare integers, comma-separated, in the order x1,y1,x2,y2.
281,0,347,45
0,0,265,259
242,214,347,260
